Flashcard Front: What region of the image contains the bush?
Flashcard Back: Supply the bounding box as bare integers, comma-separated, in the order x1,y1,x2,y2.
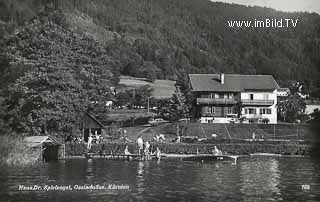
0,135,39,166
262,118,270,124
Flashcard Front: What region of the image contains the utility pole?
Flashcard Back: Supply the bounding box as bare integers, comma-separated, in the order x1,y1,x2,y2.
147,96,150,114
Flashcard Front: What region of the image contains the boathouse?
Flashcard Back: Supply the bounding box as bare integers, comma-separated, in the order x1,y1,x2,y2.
80,111,105,142
24,136,64,161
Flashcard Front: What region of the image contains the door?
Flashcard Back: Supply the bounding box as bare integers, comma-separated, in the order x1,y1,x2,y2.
221,106,225,117
57,144,65,159
84,129,89,142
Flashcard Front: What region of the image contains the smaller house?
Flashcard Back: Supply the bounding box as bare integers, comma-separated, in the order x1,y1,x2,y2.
277,88,290,97
305,105,320,115
305,100,320,115
24,136,63,161
80,111,105,142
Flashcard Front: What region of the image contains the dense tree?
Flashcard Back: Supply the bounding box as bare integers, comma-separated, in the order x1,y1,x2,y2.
153,89,190,122
277,84,306,123
0,8,116,137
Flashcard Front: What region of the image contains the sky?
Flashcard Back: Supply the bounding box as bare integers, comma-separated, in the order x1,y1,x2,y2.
212,0,320,14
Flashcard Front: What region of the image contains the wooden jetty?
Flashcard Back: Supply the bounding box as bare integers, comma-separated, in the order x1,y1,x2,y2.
85,152,160,161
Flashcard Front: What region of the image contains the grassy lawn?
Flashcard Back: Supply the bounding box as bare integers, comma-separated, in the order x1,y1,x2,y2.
122,123,178,143
119,76,176,99
120,122,311,143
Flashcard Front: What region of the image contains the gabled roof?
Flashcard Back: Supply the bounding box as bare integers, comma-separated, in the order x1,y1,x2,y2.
83,111,105,128
24,136,60,147
189,74,280,92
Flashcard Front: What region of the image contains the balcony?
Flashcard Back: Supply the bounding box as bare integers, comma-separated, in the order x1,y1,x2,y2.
196,98,237,105
241,99,274,106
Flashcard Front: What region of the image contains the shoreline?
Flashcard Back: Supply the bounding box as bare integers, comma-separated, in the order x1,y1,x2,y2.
60,152,309,160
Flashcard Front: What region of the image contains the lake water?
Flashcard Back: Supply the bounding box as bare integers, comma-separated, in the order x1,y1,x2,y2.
0,156,319,202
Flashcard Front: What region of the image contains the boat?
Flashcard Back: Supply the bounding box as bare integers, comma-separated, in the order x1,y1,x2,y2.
182,154,238,163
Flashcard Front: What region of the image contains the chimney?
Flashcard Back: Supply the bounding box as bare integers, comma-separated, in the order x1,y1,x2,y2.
220,73,225,84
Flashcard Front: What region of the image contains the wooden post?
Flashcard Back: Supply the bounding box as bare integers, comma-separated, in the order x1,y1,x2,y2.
40,143,43,162
63,144,65,158
225,124,231,139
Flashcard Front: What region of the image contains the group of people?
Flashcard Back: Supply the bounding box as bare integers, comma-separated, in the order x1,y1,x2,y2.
123,135,161,160
153,134,166,143
65,135,83,143
87,131,103,149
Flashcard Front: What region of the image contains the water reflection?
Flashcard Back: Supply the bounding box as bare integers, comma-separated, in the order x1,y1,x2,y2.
239,157,282,201
0,157,319,202
86,159,93,181
136,161,145,199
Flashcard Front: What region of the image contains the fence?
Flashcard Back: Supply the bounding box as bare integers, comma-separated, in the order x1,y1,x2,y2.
157,122,312,142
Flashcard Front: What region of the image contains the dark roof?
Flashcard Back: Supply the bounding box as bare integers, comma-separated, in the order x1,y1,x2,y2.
83,111,105,128
24,136,61,147
189,74,280,92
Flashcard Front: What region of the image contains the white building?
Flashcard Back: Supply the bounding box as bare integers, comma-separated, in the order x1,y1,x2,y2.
276,88,290,97
189,74,280,124
240,90,278,124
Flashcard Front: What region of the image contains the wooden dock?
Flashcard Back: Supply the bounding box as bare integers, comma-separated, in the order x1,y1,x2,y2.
85,152,159,161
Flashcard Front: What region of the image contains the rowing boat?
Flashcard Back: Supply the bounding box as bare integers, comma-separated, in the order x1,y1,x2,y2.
182,155,238,163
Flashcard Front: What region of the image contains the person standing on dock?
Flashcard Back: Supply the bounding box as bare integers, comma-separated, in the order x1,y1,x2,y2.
95,131,100,144
155,147,161,160
144,141,151,160
137,136,143,155
87,134,93,150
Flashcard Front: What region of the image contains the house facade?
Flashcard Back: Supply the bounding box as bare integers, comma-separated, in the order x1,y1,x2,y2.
189,73,280,124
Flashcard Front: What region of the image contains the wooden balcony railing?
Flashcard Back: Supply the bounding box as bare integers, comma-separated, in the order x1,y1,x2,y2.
241,99,274,106
196,98,237,105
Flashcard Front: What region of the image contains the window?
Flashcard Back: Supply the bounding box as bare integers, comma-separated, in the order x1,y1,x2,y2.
228,107,233,114
248,108,256,114
249,94,254,100
245,108,248,114
263,94,269,100
259,108,272,114
219,93,224,99
207,106,215,114
201,94,209,98
229,93,234,99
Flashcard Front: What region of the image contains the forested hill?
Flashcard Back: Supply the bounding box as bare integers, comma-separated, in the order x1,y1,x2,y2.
0,0,320,134
1,0,320,94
